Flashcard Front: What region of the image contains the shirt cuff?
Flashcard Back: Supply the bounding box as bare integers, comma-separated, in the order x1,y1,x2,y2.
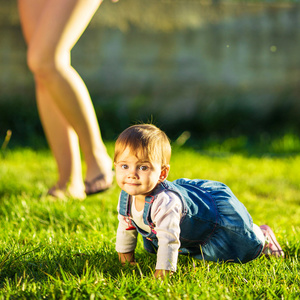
155,244,179,272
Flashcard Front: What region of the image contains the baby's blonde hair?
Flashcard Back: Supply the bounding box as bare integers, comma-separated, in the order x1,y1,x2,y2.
114,124,171,167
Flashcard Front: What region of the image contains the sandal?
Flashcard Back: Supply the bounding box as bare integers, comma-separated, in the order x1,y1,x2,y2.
84,173,113,196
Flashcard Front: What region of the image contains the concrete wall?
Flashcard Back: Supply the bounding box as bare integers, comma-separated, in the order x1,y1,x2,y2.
1,0,299,136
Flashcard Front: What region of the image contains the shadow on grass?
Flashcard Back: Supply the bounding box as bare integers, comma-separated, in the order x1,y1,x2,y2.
0,241,297,288
0,245,159,290
0,247,119,285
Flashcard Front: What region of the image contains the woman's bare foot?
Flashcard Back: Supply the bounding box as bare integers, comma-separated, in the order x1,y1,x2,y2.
47,184,86,200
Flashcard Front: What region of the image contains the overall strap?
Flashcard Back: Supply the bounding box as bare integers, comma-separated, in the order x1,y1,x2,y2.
118,190,131,216
119,189,157,238
118,190,135,230
143,195,157,234
142,181,187,234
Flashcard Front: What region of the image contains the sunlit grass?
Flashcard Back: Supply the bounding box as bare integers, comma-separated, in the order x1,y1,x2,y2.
0,139,299,299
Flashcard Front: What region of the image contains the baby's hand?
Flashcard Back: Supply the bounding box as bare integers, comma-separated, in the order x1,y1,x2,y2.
118,251,135,266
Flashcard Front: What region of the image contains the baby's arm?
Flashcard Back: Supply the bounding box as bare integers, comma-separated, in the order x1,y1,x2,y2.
116,213,138,266
151,191,182,277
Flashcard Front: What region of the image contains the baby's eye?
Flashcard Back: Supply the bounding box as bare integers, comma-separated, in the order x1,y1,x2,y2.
139,165,149,171
121,164,129,169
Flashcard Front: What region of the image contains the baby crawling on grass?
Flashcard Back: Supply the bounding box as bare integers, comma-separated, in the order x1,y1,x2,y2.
114,124,284,279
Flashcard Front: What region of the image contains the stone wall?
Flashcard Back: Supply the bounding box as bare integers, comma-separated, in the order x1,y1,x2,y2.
0,0,299,136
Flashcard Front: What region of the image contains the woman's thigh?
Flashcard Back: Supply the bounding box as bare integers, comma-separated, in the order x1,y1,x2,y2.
18,0,47,44
19,0,102,58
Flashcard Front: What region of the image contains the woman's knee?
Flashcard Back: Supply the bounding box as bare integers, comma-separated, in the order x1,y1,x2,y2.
26,46,59,78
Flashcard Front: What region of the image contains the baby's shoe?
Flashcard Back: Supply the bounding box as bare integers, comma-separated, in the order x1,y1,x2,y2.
260,225,284,258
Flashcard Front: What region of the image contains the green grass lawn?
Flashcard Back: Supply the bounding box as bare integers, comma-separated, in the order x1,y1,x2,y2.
0,141,299,299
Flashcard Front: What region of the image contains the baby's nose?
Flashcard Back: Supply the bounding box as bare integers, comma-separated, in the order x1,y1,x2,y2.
128,169,138,178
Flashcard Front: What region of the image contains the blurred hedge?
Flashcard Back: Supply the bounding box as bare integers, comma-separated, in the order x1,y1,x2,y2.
0,0,299,147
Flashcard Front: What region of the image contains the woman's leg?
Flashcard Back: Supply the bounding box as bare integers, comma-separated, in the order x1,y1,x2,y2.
18,0,113,196
37,83,86,198
18,0,85,198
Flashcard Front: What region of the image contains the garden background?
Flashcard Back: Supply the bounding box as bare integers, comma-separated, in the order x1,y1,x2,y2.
1,0,300,144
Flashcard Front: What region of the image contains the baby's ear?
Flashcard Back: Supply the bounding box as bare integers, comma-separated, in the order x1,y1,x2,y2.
159,165,170,182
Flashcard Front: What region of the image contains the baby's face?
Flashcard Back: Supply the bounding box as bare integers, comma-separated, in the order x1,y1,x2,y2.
114,147,163,198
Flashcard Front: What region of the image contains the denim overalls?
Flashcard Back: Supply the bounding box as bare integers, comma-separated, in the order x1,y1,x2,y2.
118,178,263,263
